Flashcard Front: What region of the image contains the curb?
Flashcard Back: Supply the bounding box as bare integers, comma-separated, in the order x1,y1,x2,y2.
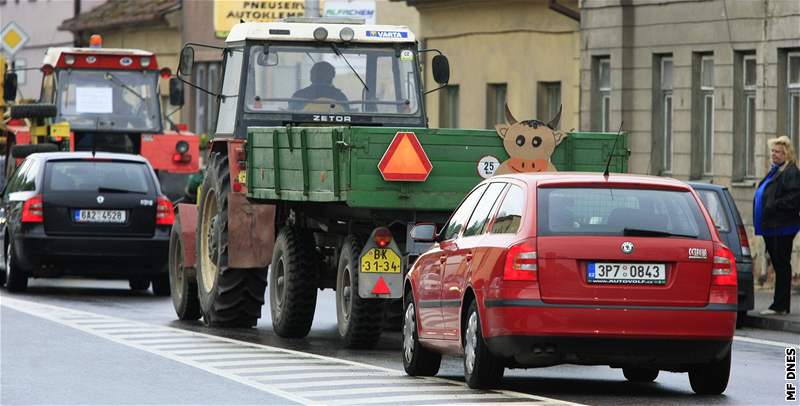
743,315,800,334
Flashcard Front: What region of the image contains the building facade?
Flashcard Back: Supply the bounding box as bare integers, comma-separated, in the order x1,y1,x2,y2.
580,0,800,278
405,0,580,131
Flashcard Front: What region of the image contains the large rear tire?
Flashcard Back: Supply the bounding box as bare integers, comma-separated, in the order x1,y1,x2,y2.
9,103,57,119
10,143,58,159
195,152,267,327
169,216,201,320
269,227,318,338
336,235,385,349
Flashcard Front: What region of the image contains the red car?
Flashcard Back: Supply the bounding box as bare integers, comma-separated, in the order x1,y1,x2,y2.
402,173,736,395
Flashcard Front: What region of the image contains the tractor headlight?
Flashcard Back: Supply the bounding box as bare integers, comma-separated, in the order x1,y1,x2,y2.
313,27,328,41
339,27,355,42
175,140,189,154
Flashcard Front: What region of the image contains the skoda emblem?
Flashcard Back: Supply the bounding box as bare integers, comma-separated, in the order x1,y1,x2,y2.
621,241,634,254
97,196,105,204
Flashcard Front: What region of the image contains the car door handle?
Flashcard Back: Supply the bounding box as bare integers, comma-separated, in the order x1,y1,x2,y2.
440,255,447,264
465,252,474,262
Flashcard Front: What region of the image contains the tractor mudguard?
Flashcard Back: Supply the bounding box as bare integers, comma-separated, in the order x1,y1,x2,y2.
177,203,198,269
227,192,275,268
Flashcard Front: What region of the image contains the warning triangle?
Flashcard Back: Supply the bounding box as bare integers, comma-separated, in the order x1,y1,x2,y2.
371,276,391,295
378,132,433,181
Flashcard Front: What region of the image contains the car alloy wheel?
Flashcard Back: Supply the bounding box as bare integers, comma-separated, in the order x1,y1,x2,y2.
403,302,416,364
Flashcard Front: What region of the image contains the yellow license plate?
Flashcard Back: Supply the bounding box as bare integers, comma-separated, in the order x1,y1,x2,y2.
361,248,401,273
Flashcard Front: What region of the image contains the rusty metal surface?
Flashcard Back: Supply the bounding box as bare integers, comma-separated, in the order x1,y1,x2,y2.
177,203,198,269
226,139,246,192
227,192,275,268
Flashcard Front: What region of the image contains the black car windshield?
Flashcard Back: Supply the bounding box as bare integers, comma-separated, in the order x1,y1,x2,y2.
537,187,711,240
245,44,421,116
56,70,161,132
45,160,152,194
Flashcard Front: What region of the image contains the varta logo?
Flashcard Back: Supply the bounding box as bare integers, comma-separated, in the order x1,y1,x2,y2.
366,30,408,39
313,115,352,123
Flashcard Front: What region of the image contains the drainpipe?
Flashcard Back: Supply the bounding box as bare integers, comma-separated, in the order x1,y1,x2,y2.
548,0,580,21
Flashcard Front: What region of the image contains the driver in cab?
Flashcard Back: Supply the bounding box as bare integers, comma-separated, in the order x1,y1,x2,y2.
289,61,349,111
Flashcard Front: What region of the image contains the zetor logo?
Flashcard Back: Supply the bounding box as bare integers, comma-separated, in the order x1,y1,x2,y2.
688,248,708,260
313,115,351,123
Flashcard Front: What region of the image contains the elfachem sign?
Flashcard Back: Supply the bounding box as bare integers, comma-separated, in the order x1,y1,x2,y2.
214,0,305,38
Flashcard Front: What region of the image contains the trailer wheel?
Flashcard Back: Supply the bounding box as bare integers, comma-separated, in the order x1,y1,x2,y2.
195,152,267,327
336,235,385,349
169,216,201,320
269,227,318,338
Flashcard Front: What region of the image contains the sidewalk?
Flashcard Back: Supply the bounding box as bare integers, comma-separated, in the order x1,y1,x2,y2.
742,287,800,334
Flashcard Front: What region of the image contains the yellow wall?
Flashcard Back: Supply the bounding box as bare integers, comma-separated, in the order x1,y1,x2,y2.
415,0,579,130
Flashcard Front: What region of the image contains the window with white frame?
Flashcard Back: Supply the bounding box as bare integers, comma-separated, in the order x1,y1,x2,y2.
701,56,715,175
661,57,673,173
598,58,611,132
486,83,507,129
790,52,800,149
744,55,756,178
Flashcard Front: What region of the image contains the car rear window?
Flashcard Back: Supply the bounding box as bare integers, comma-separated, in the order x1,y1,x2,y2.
537,187,711,240
45,160,153,194
695,189,730,232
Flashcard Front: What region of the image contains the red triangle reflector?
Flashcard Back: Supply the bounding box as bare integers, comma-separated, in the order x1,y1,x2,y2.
371,276,391,295
378,132,432,182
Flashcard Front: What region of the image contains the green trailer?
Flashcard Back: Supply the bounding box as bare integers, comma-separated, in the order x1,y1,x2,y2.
169,17,629,350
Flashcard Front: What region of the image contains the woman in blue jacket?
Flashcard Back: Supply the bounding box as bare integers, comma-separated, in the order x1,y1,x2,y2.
754,136,800,315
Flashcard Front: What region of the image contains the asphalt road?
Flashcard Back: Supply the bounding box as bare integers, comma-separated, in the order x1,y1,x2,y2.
1,278,797,405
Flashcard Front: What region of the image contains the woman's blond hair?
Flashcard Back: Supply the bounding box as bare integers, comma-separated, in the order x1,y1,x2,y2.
768,135,796,166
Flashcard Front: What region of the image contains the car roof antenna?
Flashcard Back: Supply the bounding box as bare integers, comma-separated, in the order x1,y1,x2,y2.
603,121,624,178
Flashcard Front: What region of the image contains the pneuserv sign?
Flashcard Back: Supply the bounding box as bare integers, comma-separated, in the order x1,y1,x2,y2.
214,1,305,38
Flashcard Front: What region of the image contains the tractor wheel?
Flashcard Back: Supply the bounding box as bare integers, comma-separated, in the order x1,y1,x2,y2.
336,235,385,349
9,103,57,120
10,143,58,159
269,227,319,338
168,216,201,320
195,152,267,327
5,241,29,292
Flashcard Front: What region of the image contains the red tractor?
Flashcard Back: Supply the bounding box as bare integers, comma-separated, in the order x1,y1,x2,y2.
2,38,199,198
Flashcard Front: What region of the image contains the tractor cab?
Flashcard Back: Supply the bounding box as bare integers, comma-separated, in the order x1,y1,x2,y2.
178,17,449,133
40,46,171,153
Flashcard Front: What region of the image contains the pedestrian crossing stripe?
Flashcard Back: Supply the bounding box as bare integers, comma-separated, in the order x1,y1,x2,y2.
0,296,580,406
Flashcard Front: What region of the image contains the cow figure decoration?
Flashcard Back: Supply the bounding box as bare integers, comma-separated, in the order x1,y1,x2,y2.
494,104,567,174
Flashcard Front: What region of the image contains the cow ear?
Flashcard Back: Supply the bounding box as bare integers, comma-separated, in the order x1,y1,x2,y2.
554,130,568,145
495,124,509,139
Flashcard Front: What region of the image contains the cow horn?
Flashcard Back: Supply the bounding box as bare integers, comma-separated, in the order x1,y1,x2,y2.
504,103,517,125
547,104,562,129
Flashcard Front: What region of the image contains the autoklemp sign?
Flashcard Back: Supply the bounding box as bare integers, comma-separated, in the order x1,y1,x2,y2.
214,1,305,38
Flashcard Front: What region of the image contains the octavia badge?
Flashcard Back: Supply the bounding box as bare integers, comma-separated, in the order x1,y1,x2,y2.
621,241,634,254
97,196,105,204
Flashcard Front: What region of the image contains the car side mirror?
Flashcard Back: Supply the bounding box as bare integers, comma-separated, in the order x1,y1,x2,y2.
411,223,437,242
169,78,184,106
431,55,450,85
178,46,195,77
3,71,18,102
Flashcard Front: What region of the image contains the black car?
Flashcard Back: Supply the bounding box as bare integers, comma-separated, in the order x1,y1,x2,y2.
0,152,172,294
689,182,755,324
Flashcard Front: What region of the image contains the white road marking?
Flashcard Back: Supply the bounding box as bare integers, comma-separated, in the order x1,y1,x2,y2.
734,335,799,348
0,296,581,406
301,385,471,397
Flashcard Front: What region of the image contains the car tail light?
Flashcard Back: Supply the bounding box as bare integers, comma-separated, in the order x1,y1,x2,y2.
503,239,538,281
709,243,737,305
21,195,44,223
737,225,751,257
374,228,392,248
156,195,174,225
